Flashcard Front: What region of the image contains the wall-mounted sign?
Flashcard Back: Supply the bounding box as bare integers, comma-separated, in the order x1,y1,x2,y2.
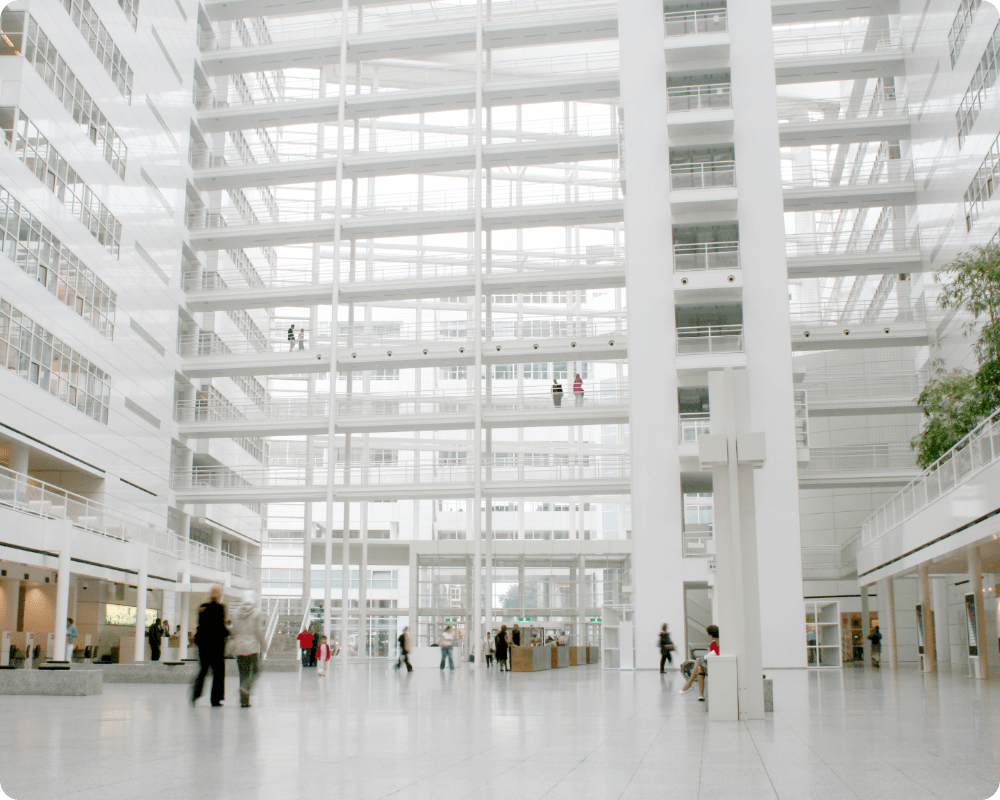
965,594,979,657
105,604,157,627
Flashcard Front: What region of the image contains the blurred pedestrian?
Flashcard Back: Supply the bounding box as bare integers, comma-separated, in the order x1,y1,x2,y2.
658,623,674,672
148,617,162,662
230,590,265,708
495,624,509,672
439,625,455,670
288,324,296,351
573,373,584,406
551,379,563,407
191,585,229,707
316,635,331,676
395,627,413,672
65,618,77,661
296,627,314,668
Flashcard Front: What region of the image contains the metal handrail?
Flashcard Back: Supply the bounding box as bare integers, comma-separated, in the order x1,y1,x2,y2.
667,83,732,112
663,7,728,36
262,606,280,659
860,408,1000,546
672,241,740,271
669,161,736,190
676,324,744,355
0,464,253,578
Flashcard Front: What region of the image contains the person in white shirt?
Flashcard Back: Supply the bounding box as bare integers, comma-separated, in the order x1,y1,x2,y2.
484,631,495,668
439,625,455,670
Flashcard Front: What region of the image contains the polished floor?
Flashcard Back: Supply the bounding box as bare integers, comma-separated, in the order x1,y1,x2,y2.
0,662,998,800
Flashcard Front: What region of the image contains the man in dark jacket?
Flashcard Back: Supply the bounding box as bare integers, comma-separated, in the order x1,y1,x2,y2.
148,618,162,662
191,585,228,706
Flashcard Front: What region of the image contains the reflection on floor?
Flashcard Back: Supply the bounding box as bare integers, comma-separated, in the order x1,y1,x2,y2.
0,663,998,799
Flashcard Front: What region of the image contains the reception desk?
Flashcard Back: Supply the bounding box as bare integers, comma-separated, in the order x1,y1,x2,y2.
510,645,597,672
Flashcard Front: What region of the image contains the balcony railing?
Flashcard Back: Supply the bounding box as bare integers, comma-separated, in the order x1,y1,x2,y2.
179,318,627,357
664,7,728,37
776,92,908,124
801,444,917,474
782,158,912,190
673,241,739,271
0,465,253,579
676,324,744,355
683,526,713,557
670,161,736,191
861,408,1000,546
174,457,632,490
679,413,711,443
667,83,732,112
772,29,902,60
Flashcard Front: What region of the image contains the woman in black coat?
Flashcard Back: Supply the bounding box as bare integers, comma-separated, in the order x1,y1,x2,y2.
191,585,229,706
495,625,509,672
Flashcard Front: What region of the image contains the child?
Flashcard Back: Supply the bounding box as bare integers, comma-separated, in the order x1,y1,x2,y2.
316,635,331,676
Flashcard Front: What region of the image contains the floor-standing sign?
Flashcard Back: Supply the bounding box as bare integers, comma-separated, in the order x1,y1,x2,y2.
965,594,983,679
916,604,924,671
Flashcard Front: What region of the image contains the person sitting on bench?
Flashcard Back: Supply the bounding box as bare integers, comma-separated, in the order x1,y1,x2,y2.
679,624,719,702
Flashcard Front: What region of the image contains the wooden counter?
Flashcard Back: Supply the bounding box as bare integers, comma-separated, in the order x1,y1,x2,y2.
551,645,570,668
511,645,551,672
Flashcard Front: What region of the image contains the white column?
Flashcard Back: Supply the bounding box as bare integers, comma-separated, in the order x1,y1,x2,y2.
134,544,149,663
324,0,350,650
408,548,418,645
968,546,989,679
179,560,191,660
860,584,871,667
469,0,485,672
53,519,72,662
577,553,586,645
918,563,936,672
878,577,897,669
704,369,764,720
617,0,684,672
339,497,351,661
730,0,807,669
358,501,369,660
931,576,951,666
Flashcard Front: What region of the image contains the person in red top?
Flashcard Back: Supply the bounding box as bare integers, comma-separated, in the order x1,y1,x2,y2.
296,628,314,668
573,373,584,406
679,625,719,701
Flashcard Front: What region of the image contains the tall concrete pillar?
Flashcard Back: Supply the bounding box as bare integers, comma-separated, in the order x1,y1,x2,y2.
931,576,951,666
918,563,936,672
134,544,149,662
179,561,191,660
358,502,368,660
408,548,418,646
878,577,897,669
968,546,989,679
860,584,871,667
53,519,72,662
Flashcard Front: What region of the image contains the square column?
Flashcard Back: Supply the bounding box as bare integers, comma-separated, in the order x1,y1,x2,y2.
968,546,989,679
861,585,871,667
918,563,936,672
877,577,898,669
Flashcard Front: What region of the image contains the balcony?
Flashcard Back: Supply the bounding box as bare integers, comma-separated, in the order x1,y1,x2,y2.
669,161,738,212
777,92,910,147
676,324,744,356
679,412,711,443
772,29,904,85
856,409,1000,580
673,241,740,271
784,225,923,279
664,8,730,60
682,524,713,557
667,83,733,135
782,158,916,212
798,444,919,489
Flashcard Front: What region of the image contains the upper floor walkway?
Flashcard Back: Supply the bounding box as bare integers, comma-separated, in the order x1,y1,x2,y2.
0,465,255,586
857,409,1000,582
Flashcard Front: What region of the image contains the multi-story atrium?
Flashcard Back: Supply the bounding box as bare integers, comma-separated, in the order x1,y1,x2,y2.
1,0,999,798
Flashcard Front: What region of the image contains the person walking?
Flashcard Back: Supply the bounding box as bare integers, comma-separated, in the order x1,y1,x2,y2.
316,636,331,676
573,373,584,406
868,625,882,668
65,618,77,661
495,624,509,671
148,617,162,662
296,627,314,668
287,323,296,351
679,625,719,702
297,327,305,351
191,585,229,707
439,625,455,670
230,590,265,708
511,624,521,648
551,378,563,407
395,627,413,672
658,623,674,673
484,631,494,668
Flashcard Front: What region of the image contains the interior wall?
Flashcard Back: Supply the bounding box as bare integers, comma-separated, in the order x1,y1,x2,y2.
891,577,919,664
21,584,56,635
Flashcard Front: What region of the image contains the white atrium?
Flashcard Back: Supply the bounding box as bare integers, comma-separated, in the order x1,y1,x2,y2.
0,0,999,798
